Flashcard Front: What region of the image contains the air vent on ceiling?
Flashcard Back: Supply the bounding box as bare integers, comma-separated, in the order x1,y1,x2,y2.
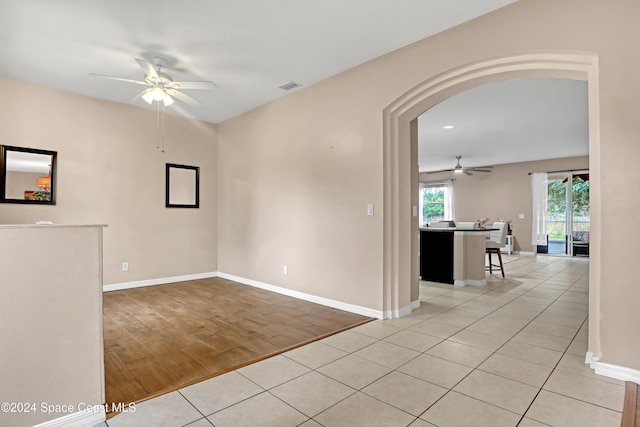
278,81,302,91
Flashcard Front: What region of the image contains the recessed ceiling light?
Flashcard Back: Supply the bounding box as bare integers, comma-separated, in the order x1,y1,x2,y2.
443,125,455,129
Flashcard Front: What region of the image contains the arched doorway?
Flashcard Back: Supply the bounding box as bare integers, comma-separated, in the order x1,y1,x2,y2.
381,50,600,356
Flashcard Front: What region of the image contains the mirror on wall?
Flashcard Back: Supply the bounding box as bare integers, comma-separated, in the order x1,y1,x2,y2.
0,145,57,205
166,163,199,208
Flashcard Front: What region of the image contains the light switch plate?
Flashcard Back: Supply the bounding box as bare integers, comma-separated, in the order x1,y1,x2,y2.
367,203,374,216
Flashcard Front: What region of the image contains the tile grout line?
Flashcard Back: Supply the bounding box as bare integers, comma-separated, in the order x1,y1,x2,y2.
112,256,607,426
409,258,593,423
302,258,584,424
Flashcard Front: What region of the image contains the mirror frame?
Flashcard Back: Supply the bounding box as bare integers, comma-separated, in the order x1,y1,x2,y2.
0,145,57,205
165,163,199,208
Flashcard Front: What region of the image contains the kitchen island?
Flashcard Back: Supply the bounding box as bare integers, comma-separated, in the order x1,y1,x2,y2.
419,227,490,287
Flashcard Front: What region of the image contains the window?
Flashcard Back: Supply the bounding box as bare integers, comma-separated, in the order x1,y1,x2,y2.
419,179,454,226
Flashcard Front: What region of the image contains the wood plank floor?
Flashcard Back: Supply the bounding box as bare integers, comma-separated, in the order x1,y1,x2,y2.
622,381,640,427
103,277,373,407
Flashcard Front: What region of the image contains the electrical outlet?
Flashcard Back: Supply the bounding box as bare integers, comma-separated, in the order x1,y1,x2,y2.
283,265,288,275
122,262,129,272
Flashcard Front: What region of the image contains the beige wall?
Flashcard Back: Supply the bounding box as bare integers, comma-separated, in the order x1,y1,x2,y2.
218,0,640,371
5,171,41,199
0,77,218,285
217,89,385,310
1,0,638,377
420,156,590,253
0,225,104,426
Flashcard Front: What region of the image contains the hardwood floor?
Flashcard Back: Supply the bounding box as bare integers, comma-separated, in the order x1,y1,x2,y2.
103,277,373,407
622,381,639,427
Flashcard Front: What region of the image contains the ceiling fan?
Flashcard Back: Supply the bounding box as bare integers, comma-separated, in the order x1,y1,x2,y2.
90,57,216,107
428,156,493,175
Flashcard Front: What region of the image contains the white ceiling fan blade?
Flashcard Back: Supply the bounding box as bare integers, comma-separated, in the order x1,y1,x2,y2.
135,58,159,80
167,89,202,107
89,73,149,85
464,170,473,176
169,81,216,90
426,169,453,174
469,169,492,173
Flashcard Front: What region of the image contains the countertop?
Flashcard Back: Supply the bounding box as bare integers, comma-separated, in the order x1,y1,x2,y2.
419,227,495,232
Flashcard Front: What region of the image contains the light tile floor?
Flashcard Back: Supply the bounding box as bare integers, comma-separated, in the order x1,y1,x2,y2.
104,254,625,427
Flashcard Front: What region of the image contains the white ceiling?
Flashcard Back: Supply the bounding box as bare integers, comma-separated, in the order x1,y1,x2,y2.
1,1,588,168
6,151,52,174
0,0,518,123
418,78,589,173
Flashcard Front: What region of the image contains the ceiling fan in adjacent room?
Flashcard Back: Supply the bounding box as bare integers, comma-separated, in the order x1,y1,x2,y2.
428,156,493,176
90,57,216,107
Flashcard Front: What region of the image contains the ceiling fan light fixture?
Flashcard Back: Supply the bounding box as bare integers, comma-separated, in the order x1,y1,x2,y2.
454,155,463,173
91,57,215,110
141,90,155,104
163,94,174,107
427,156,493,175
151,86,165,101
141,87,174,106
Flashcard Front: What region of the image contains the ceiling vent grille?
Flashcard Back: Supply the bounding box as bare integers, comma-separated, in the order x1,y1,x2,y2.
278,81,302,91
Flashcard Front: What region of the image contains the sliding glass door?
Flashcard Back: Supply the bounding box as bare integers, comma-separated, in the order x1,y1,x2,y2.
544,171,589,255
545,176,565,254
569,172,590,256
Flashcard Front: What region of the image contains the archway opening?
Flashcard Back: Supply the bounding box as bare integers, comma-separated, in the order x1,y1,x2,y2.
382,50,600,363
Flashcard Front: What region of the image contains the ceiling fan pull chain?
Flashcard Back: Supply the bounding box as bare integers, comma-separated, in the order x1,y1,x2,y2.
156,100,161,151
161,102,166,153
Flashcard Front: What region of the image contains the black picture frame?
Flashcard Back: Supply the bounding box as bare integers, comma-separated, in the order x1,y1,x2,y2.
165,163,199,208
0,145,57,205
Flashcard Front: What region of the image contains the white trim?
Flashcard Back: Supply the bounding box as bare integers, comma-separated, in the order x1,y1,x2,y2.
382,50,600,318
516,251,536,256
382,300,421,319
586,352,640,384
103,272,218,292
217,272,384,319
104,270,424,320
454,279,487,288
32,410,105,427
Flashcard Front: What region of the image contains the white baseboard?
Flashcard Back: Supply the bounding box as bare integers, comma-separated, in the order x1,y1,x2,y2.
103,272,218,292
32,409,105,427
586,351,640,384
500,251,534,256
217,272,384,319
104,271,423,321
381,300,421,319
454,279,487,287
